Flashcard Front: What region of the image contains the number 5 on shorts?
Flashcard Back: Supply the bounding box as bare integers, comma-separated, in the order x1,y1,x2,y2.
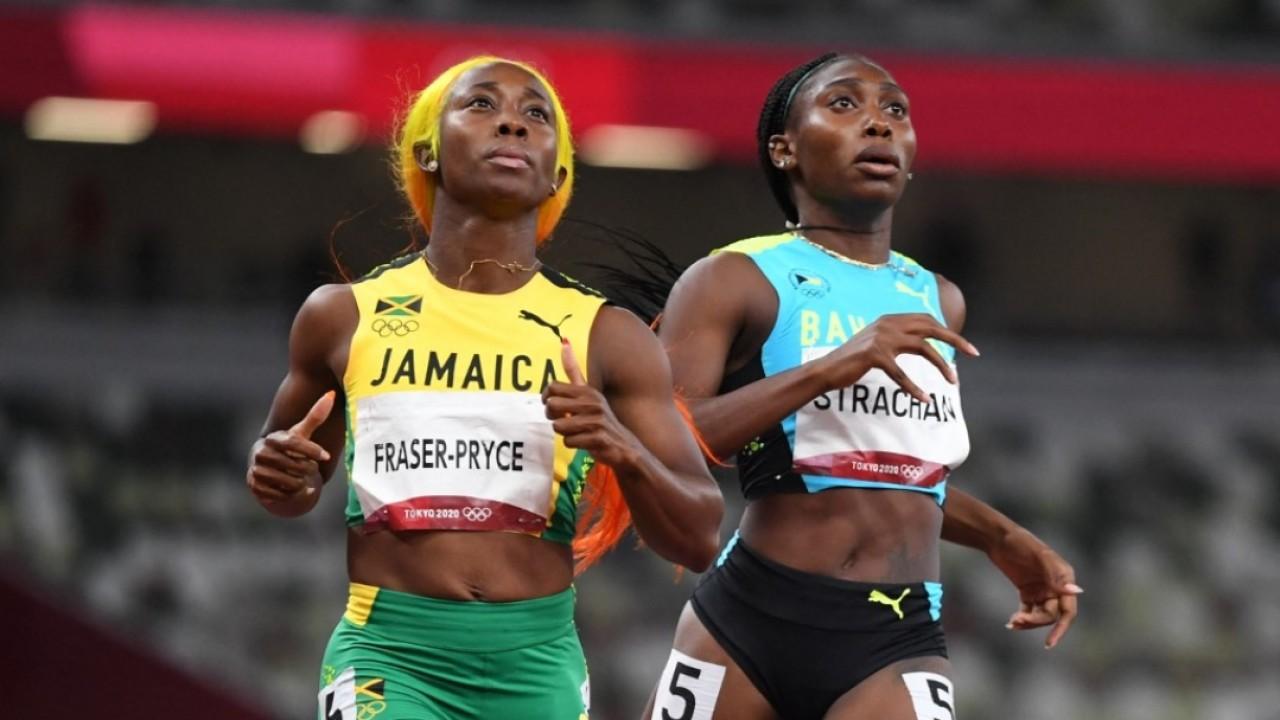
902,672,956,720
650,650,726,720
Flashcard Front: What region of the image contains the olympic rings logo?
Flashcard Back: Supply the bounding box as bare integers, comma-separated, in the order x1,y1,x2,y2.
462,507,493,522
900,464,925,481
357,700,386,720
370,318,420,337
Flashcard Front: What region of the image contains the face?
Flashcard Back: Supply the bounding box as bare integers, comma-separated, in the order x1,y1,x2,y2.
430,62,563,217
771,57,917,210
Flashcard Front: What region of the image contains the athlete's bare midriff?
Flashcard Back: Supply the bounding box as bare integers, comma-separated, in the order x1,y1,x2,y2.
347,528,573,602
740,488,942,584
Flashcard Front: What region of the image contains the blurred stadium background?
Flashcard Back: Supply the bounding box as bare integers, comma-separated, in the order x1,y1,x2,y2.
3,0,1279,718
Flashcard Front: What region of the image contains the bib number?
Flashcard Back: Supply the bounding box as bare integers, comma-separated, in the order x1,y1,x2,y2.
650,650,726,720
902,671,956,720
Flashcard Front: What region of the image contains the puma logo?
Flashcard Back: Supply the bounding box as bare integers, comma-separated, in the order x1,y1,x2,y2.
868,588,911,620
894,281,936,315
518,310,572,341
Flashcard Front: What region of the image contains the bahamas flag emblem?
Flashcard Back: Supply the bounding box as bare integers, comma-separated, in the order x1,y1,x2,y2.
375,295,422,316
788,269,830,298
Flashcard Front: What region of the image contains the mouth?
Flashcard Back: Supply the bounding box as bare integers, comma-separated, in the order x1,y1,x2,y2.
485,147,532,170
853,145,901,179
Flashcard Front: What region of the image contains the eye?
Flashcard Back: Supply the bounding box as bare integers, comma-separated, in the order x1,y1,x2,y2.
526,106,550,122
886,101,909,118
466,96,495,110
829,96,856,110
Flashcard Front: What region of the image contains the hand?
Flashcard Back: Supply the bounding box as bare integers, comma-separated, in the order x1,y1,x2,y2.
542,339,644,470
987,528,1082,649
247,390,335,505
819,313,979,403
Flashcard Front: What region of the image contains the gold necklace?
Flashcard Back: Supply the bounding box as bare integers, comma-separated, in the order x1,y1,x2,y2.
797,235,892,270
423,252,542,290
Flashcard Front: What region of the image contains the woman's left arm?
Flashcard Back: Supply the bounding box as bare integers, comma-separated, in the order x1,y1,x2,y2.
938,276,1081,648
542,306,724,571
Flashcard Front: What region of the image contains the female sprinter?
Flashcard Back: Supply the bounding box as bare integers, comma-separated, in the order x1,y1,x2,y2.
244,56,722,720
644,53,1081,720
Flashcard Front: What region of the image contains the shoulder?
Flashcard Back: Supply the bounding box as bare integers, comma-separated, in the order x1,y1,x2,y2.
892,250,967,332
592,304,660,348
678,250,766,287
588,305,670,391
663,240,780,342
676,238,781,299
711,232,796,258
280,283,356,376
299,282,355,316
292,283,357,342
539,265,608,300
934,273,967,333
354,252,422,286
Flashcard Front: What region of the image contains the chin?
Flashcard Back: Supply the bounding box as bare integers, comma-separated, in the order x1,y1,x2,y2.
479,176,544,207
844,182,902,207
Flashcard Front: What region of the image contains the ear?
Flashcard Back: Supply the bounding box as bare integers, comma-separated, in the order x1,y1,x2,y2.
768,134,795,171
414,143,434,171
555,164,568,190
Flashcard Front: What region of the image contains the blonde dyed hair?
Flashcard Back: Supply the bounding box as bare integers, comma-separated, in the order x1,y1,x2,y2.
395,56,575,243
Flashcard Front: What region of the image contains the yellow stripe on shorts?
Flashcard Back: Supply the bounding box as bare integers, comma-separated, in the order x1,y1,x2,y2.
344,583,380,626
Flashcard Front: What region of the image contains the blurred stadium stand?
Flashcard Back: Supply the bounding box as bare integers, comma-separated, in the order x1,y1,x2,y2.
2,1,1279,718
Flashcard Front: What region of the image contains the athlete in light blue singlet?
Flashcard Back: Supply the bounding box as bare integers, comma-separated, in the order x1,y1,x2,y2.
644,52,1082,720
713,233,968,506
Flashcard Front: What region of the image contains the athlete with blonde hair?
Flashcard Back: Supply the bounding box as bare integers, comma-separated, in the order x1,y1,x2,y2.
246,56,722,720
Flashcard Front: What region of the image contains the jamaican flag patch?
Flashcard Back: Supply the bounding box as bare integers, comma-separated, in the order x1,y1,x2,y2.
375,295,422,316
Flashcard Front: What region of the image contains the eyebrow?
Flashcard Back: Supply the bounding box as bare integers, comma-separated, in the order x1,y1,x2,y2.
467,80,550,104
820,77,905,95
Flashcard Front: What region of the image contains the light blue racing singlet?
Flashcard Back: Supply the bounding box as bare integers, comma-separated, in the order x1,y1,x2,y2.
714,233,970,505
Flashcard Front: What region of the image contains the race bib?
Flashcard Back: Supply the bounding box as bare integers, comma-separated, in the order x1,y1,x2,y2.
902,672,956,720
793,348,969,487
318,667,356,720
351,391,556,532
649,650,726,720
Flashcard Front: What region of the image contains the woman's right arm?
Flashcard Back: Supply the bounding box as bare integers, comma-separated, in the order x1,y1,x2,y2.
658,253,822,458
246,284,354,517
659,253,975,460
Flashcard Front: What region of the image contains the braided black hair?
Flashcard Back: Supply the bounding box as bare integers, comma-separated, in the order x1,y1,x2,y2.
755,52,842,224
563,218,683,325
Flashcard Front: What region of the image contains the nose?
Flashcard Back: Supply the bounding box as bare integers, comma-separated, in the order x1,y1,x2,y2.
497,114,529,140
864,115,892,139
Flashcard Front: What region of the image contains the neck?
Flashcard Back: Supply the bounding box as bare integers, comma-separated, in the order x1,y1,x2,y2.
425,196,541,293
793,199,894,265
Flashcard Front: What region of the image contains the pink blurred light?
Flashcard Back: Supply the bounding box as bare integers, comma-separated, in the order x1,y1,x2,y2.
65,5,358,134
1,5,1277,182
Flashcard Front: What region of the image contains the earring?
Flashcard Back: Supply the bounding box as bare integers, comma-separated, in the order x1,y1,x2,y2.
549,182,558,197
425,159,439,173
907,171,914,180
